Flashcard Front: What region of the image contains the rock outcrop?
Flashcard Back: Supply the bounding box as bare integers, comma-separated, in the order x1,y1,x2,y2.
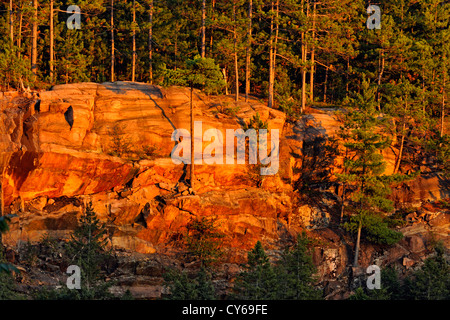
1,82,449,299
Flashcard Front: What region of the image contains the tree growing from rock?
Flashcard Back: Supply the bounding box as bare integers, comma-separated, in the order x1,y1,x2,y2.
337,79,408,267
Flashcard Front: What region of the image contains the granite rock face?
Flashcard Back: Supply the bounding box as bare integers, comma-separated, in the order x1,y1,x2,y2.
0,83,448,290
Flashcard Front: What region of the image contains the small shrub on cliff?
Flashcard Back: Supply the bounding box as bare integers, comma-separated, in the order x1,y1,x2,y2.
108,125,132,158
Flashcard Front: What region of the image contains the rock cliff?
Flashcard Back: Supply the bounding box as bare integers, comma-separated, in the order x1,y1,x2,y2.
1,82,449,299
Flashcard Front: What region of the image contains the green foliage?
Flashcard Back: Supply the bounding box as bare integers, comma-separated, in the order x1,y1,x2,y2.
233,235,322,300
107,125,132,158
65,201,112,292
0,215,19,277
337,80,408,256
184,216,225,267
164,55,225,95
404,242,450,300
243,112,268,131
343,214,403,246
274,232,322,300
232,241,278,300
0,47,33,90
163,267,217,300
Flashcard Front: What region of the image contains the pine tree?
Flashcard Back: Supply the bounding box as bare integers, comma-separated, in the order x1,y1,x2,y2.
65,201,111,291
232,241,278,300
274,232,321,300
337,79,406,267
163,267,217,300
406,242,450,300
184,216,225,267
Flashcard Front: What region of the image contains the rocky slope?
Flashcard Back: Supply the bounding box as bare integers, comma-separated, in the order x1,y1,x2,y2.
0,82,449,299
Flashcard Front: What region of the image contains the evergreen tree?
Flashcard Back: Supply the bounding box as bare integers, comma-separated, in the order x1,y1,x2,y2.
232,241,278,300
163,267,217,300
274,232,321,300
337,79,406,266
184,216,225,267
405,242,450,300
65,201,112,295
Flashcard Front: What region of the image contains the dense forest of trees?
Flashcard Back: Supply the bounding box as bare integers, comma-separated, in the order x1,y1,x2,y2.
1,0,448,157
0,0,447,118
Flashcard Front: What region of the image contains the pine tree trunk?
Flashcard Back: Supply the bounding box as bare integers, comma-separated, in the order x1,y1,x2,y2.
245,0,252,102
353,219,362,267
9,0,14,45
233,1,239,103
50,0,54,83
132,0,136,82
31,0,38,81
394,99,408,174
268,1,278,109
441,70,446,138
190,85,195,190
149,0,153,84
201,0,206,58
268,1,274,109
111,0,115,82
309,2,316,102
340,185,345,224
300,0,307,113
377,49,385,111
324,63,328,103
17,4,23,50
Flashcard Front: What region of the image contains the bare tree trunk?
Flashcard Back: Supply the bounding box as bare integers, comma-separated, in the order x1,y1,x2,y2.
149,0,153,84
268,1,278,109
324,63,328,103
31,0,38,81
111,0,115,82
50,0,54,83
245,0,252,102
309,2,316,102
9,0,14,45
132,0,136,82
233,1,239,103
17,3,23,50
377,49,385,111
268,1,274,109
222,68,228,95
340,185,345,224
353,219,362,267
441,70,446,138
394,99,408,174
300,0,307,113
201,0,206,58
190,85,195,190
346,57,350,98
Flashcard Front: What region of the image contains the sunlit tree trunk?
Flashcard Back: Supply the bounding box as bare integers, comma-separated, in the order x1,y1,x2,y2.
111,0,115,82
245,0,252,102
50,0,54,83
149,0,153,84
31,0,38,81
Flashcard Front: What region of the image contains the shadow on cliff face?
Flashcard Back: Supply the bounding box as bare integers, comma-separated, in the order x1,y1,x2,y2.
101,82,189,184
293,114,340,199
101,81,176,131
